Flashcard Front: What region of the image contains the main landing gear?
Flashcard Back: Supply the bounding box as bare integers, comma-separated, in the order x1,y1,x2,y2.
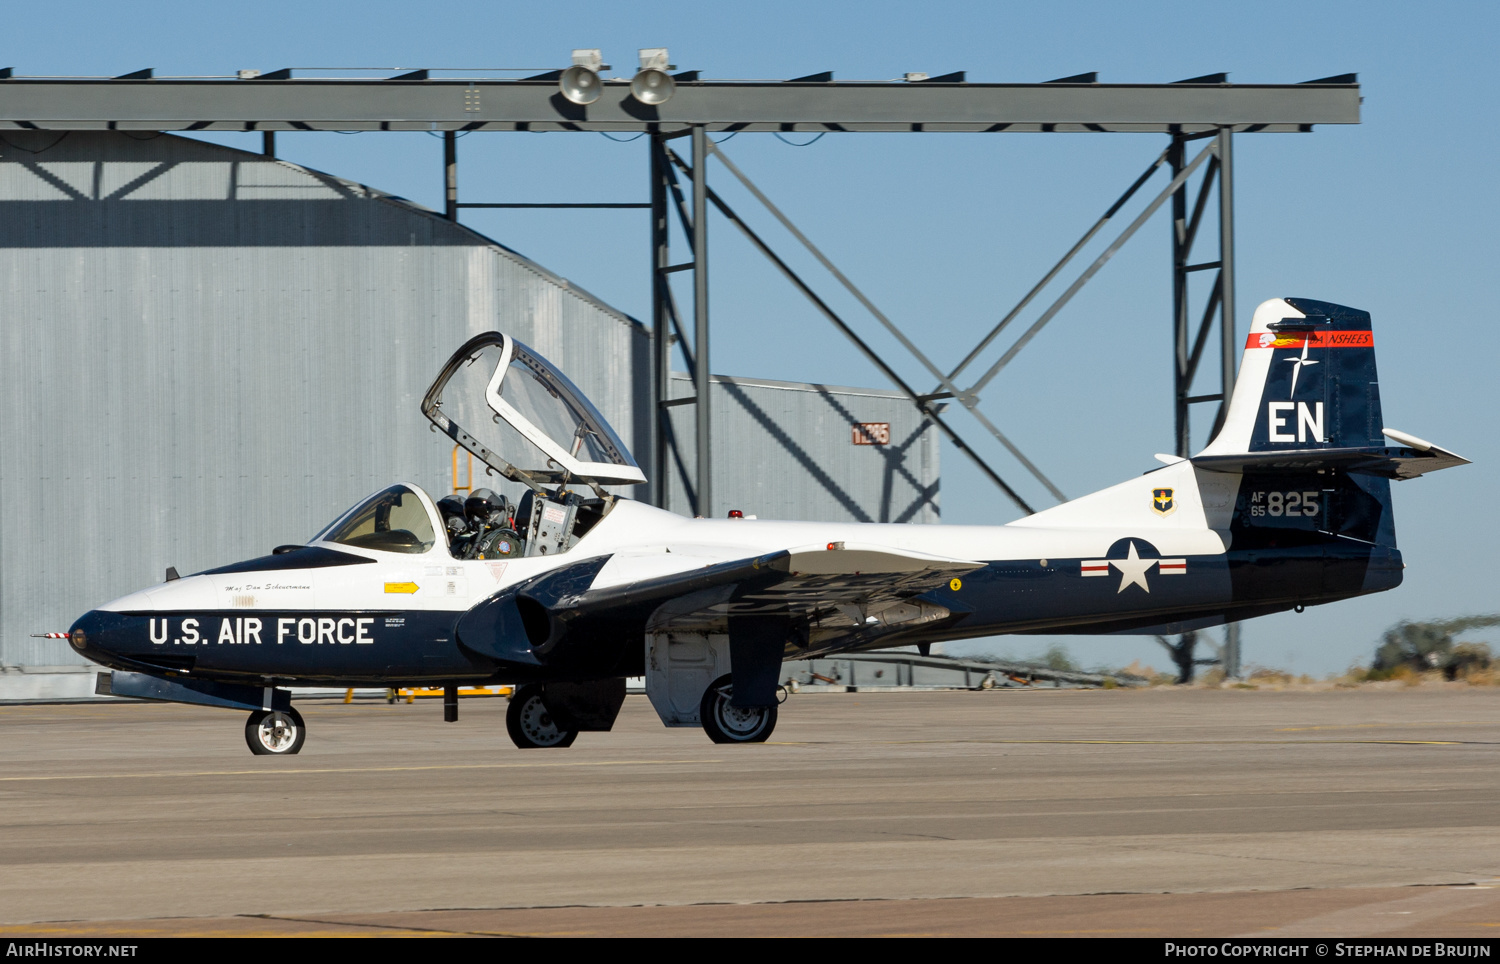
505,684,579,749
245,707,306,755
699,674,777,744
643,634,781,743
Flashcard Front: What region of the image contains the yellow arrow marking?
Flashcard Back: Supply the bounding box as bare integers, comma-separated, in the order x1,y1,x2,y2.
383,582,419,594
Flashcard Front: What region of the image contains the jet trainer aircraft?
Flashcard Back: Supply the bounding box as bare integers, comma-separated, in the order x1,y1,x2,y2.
68,298,1467,754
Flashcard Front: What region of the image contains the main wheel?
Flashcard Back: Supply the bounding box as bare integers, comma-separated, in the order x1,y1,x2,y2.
245,708,306,755
700,674,777,744
505,684,578,749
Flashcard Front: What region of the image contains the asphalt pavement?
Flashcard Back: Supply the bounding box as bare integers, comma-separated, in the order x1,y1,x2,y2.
1,686,1497,937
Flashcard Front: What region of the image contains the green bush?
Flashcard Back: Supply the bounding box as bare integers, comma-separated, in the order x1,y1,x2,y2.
1041,644,1078,672
1374,615,1500,679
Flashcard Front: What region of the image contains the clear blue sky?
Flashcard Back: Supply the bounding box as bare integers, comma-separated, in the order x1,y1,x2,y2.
10,1,1496,674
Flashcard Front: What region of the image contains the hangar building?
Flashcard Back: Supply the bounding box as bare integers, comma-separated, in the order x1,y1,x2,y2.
0,131,938,693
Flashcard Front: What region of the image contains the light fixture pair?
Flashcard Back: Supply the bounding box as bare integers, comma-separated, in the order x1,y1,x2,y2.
559,48,677,107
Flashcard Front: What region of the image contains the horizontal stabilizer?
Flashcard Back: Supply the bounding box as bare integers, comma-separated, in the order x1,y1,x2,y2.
1194,429,1469,480
1378,429,1471,477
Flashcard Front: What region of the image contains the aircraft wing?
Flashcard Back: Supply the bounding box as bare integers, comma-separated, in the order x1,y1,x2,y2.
455,543,986,671
727,545,983,619
526,543,983,630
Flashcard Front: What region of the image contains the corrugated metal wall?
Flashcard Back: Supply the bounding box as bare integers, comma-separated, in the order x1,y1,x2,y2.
0,131,650,669
0,131,938,673
664,373,939,524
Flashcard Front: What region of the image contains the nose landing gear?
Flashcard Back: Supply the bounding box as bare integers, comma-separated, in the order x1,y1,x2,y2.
245,707,306,755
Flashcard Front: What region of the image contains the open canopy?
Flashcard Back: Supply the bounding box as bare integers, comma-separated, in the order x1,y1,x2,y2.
422,332,646,488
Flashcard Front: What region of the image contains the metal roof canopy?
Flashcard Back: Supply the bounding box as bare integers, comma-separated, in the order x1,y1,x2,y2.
0,70,1363,679
0,76,1359,132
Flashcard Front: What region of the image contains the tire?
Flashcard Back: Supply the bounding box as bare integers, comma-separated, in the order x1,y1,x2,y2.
245,707,306,755
700,674,777,744
505,684,578,749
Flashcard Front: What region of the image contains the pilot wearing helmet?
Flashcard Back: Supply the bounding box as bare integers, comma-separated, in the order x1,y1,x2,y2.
437,489,523,559
466,488,523,559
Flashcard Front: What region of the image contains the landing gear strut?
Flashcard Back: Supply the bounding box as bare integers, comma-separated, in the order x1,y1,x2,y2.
505,684,578,749
245,707,306,755
699,674,777,744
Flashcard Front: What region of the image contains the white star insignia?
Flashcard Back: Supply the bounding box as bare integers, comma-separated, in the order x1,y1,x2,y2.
1109,541,1157,594
1080,544,1188,590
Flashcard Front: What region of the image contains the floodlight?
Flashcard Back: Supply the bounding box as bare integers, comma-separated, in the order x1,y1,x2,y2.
572,48,605,71
630,47,675,106
560,49,605,106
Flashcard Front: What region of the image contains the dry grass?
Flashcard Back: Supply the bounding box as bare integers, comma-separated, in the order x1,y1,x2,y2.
1099,655,1500,691
1455,664,1500,685
1118,660,1178,686
1331,661,1500,688
1139,662,1500,691
1197,667,1227,687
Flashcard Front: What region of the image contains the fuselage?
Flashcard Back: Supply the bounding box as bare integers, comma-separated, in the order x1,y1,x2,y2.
57,300,1459,756
69,456,1402,688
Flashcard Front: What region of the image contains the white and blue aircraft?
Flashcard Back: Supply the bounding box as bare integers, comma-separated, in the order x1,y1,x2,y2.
68,297,1467,754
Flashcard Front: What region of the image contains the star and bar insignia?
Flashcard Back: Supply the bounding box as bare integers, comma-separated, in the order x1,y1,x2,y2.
1080,541,1186,593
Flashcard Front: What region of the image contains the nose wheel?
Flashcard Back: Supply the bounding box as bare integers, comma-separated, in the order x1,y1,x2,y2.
505,684,578,749
700,674,777,744
245,707,306,755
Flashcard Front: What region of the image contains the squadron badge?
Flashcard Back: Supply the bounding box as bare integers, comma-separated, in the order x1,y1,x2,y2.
1152,488,1176,517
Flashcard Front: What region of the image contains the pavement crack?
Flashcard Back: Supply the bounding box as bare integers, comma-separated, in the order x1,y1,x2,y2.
240,913,525,938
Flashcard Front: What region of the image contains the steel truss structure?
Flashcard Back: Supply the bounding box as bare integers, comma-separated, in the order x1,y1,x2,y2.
0,69,1362,676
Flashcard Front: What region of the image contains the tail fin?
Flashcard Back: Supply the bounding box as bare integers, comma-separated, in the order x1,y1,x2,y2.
1197,297,1468,478
1200,297,1382,457
1193,297,1467,552
1013,298,1464,553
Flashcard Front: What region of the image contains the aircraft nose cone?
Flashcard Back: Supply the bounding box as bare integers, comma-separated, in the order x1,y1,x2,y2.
68,610,141,666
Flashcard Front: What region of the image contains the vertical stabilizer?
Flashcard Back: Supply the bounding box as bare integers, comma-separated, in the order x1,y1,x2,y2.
1199,297,1397,550
1199,297,1384,457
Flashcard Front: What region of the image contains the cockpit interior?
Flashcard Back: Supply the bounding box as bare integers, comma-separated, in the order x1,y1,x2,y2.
314,481,612,562
435,486,610,560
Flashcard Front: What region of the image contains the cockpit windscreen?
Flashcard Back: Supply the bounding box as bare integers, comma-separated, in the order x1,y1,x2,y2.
319,485,437,554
